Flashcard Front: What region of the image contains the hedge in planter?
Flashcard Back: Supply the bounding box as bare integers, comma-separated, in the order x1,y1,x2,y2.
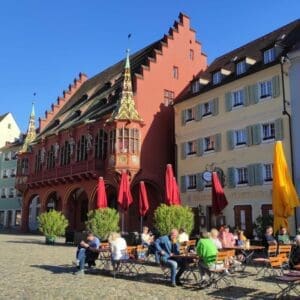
37,210,69,244
154,204,194,236
85,208,120,241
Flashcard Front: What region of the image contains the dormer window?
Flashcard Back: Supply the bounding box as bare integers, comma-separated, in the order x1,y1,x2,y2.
192,81,200,93
263,47,276,64
236,61,246,75
212,71,222,85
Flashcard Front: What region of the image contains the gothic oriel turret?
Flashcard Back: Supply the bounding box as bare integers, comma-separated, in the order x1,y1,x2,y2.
20,103,36,153
108,49,143,123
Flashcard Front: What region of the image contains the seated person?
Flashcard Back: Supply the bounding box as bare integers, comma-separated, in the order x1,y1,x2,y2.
196,231,218,281
219,225,235,248
178,228,189,244
236,230,247,246
292,235,300,267
262,226,277,249
141,226,154,246
108,232,127,264
277,226,290,244
155,228,186,287
74,231,100,275
210,228,222,250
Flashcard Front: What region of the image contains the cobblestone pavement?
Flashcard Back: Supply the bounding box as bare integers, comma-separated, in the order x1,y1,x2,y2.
0,234,294,299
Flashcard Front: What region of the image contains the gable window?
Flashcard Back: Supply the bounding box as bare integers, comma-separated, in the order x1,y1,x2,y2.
264,163,273,182
173,66,179,79
202,102,212,116
164,89,175,106
187,175,197,190
232,89,244,107
262,122,275,140
8,123,11,129
186,141,196,156
237,167,248,185
263,47,275,64
212,71,222,85
236,61,246,75
185,108,195,122
204,136,215,152
235,129,247,146
189,49,194,60
259,80,272,99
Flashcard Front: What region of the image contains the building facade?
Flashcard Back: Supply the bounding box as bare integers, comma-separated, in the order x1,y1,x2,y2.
0,113,21,148
17,13,207,232
175,20,300,237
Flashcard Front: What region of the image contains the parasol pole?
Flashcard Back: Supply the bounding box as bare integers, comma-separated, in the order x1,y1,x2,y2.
140,215,143,233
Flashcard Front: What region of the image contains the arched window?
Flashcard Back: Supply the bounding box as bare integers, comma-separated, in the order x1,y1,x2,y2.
95,129,108,160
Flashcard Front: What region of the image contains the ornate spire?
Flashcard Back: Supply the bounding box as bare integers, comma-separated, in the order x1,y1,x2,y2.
108,49,143,123
20,103,36,153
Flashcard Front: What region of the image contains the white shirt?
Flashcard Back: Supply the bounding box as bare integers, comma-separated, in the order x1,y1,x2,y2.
110,237,127,260
210,237,223,249
178,232,189,243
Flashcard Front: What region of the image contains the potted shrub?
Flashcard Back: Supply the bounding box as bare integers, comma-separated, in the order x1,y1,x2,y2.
85,208,120,241
154,204,194,236
37,210,69,244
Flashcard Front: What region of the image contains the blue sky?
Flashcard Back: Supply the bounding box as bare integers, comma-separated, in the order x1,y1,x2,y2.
0,0,299,132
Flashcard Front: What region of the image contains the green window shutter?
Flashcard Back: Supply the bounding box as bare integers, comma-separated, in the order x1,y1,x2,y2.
246,125,253,146
247,164,255,186
181,143,186,160
272,75,280,98
181,110,186,126
244,86,250,106
227,130,235,150
275,118,284,140
252,124,262,145
225,92,232,112
180,176,187,193
254,163,264,185
214,133,222,152
196,138,204,156
196,173,205,191
250,84,259,104
212,98,219,116
195,104,202,121
227,167,236,188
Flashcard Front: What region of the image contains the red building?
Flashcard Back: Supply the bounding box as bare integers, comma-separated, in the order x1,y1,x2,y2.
16,13,207,232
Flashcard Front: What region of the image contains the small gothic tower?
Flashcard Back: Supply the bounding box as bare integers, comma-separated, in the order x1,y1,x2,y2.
106,49,144,176
20,103,36,153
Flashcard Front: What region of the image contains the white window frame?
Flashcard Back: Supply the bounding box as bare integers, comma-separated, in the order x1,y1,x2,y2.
262,122,275,141
263,47,275,64
234,129,247,147
212,71,222,85
186,141,196,156
259,80,272,99
236,167,248,185
264,163,273,183
186,174,197,190
236,60,246,75
232,89,244,108
204,136,215,153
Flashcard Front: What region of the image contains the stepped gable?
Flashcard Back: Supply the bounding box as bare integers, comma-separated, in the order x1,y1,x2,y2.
37,12,197,138
177,18,300,102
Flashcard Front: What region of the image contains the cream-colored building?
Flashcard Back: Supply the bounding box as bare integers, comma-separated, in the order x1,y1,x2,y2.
175,20,300,237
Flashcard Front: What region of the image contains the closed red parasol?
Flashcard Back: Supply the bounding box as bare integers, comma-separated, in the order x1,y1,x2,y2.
118,171,133,211
165,164,181,205
212,172,228,215
139,181,149,217
96,177,107,208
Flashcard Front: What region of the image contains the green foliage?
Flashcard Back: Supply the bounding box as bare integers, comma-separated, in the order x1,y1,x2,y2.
37,210,68,239
154,204,194,236
253,214,274,238
85,208,120,240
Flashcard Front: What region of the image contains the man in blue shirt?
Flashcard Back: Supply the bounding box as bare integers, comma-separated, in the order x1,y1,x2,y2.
74,231,101,275
155,228,186,287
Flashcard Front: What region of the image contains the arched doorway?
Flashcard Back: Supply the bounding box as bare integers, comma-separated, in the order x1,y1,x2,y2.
46,192,62,212
28,195,40,231
128,181,162,232
106,185,118,210
66,188,89,231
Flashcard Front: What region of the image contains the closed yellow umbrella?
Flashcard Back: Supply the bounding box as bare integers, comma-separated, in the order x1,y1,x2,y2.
272,141,299,234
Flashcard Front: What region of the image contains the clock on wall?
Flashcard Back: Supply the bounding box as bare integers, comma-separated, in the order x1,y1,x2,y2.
202,171,212,182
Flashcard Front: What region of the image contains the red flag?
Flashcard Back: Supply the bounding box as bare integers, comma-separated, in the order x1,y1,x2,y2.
118,171,133,211
165,164,181,205
139,181,149,217
96,177,107,208
212,172,228,215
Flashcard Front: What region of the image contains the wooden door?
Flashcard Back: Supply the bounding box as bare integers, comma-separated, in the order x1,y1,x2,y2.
234,205,253,238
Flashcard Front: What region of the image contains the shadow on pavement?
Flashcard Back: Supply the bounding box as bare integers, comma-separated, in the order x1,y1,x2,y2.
7,240,75,247
206,286,258,299
31,264,75,274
